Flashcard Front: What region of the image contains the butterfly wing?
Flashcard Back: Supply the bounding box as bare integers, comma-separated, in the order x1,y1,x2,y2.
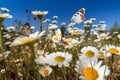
20,22,32,36
52,29,62,43
71,8,85,24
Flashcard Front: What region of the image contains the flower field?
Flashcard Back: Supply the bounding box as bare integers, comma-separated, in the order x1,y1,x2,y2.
0,7,120,80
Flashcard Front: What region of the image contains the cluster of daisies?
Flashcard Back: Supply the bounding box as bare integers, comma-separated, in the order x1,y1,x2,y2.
1,7,120,80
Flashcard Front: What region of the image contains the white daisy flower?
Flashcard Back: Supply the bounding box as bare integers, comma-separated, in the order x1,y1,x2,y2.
43,19,50,23
62,38,72,48
99,21,105,24
98,47,111,59
95,33,109,42
0,13,12,22
0,13,12,18
80,46,99,61
3,34,11,38
46,52,72,67
6,26,15,31
10,31,45,46
91,29,98,35
0,69,5,74
105,45,120,55
35,50,44,58
5,41,11,45
1,7,10,12
39,66,52,77
53,16,58,19
31,10,48,19
68,22,75,28
84,20,92,25
62,38,81,49
35,56,49,65
31,26,35,30
52,20,57,24
70,28,84,36
117,34,120,39
75,60,110,80
0,51,10,60
90,18,96,21
98,21,107,31
48,24,57,30
61,22,66,26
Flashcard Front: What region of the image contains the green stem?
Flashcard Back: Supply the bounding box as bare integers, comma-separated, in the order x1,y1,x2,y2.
0,23,8,79
40,19,42,32
53,67,58,80
61,67,67,80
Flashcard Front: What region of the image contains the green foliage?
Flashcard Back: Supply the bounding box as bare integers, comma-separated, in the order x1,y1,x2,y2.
110,21,120,35
60,25,66,37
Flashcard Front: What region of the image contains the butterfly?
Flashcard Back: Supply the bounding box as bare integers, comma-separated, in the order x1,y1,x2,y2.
52,29,62,43
19,22,32,36
71,8,85,24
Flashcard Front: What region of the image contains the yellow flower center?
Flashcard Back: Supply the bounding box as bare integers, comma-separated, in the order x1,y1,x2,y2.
38,53,44,57
108,48,119,54
99,53,105,59
42,68,49,75
85,50,94,58
54,56,65,62
37,14,44,19
83,67,99,80
21,39,36,44
64,40,71,46
72,31,79,35
100,36,105,39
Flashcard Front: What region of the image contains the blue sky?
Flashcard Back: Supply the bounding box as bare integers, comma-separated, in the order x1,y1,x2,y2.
0,0,120,31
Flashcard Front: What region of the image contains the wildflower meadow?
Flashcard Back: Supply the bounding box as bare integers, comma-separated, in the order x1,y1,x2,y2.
0,5,120,80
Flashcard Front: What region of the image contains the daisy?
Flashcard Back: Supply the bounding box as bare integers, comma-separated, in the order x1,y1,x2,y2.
0,13,12,18
84,20,92,25
62,38,81,49
98,21,107,31
0,69,5,74
31,10,48,20
35,56,49,65
90,18,96,21
31,26,35,30
1,7,10,12
39,66,52,77
68,22,75,28
75,60,110,80
95,33,109,42
48,24,57,30
70,28,84,36
117,34,120,39
43,19,50,23
5,41,11,45
105,45,120,55
6,26,15,31
53,16,58,19
46,52,72,67
98,47,111,59
52,20,57,24
0,13,12,22
62,38,72,48
35,50,45,58
61,22,66,26
10,31,45,46
91,29,98,36
80,46,99,61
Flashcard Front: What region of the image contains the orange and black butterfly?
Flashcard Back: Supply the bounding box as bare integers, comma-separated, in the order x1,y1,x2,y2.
19,22,32,36
71,8,85,24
